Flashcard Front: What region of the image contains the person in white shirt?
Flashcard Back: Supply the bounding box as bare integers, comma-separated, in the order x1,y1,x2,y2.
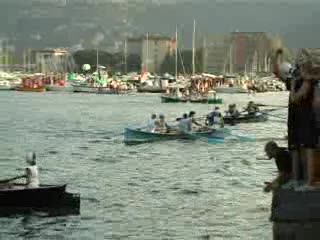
146,114,157,132
25,152,40,188
178,113,192,133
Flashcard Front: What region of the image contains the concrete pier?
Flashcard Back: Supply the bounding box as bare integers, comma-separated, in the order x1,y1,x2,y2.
271,188,320,240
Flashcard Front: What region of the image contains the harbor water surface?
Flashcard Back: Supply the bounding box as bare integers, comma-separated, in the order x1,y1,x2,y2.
0,91,288,239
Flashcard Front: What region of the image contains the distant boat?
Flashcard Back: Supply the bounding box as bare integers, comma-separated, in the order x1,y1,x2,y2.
44,74,73,92
161,95,188,103
214,85,248,94
46,83,73,92
16,76,46,92
72,82,127,94
223,112,268,125
137,79,166,93
161,91,223,104
137,85,165,93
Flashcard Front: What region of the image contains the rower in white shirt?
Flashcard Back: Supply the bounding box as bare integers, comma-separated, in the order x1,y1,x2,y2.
25,152,40,188
146,114,157,132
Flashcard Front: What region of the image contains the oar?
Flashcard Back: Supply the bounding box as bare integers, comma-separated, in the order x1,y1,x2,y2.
223,128,256,142
181,127,225,144
262,108,286,113
263,112,287,121
0,175,25,184
269,119,287,124
256,103,287,108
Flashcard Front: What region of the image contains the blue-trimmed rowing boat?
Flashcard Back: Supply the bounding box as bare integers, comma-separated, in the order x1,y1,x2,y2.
124,127,226,145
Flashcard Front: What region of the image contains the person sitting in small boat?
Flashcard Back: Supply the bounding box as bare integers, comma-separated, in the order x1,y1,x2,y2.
244,101,260,116
146,114,157,132
226,104,240,118
263,141,292,193
189,111,202,129
155,114,169,133
206,107,223,127
25,152,40,188
178,113,192,133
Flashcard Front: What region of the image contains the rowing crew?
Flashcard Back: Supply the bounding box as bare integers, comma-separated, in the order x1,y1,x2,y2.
146,101,261,133
146,113,170,133
224,101,260,118
146,111,213,134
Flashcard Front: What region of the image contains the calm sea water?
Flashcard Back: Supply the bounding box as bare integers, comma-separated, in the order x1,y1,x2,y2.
0,91,288,240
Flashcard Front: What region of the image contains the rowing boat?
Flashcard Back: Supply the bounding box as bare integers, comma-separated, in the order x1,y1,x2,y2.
223,112,268,125
0,184,80,215
160,95,223,104
161,95,188,103
124,127,226,145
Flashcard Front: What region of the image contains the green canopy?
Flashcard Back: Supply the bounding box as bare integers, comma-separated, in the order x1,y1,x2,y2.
68,73,77,81
94,76,107,85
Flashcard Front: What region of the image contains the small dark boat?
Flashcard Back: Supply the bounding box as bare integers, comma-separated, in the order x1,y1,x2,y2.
0,184,80,216
189,97,208,103
161,95,188,103
223,112,268,125
137,85,165,93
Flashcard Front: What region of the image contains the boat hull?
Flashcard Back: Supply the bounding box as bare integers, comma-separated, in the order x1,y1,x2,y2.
0,184,80,215
161,95,222,104
137,86,165,93
124,127,226,145
161,95,188,103
45,85,73,92
207,98,223,104
223,113,268,125
73,85,123,94
215,87,248,94
0,86,12,91
16,87,46,92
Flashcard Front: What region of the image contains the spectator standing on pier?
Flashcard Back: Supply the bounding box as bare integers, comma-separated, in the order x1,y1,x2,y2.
273,49,319,189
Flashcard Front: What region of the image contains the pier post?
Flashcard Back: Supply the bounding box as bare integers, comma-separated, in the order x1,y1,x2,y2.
271,188,320,239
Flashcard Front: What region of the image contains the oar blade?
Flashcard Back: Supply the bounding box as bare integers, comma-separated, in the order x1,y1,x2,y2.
208,137,225,144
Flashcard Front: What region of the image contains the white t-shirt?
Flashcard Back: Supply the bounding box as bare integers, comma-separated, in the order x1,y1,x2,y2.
146,119,156,132
26,165,40,188
178,118,192,132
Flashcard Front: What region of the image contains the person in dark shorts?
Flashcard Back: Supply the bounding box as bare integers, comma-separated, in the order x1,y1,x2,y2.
273,49,318,189
263,141,293,192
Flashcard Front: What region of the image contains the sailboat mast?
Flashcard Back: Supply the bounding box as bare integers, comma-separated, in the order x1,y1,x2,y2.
229,43,233,74
96,47,99,72
192,19,196,75
124,38,127,74
146,32,149,73
96,47,101,79
175,26,178,80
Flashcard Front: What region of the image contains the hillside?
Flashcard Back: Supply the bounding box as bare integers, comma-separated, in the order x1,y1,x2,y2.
0,0,319,54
